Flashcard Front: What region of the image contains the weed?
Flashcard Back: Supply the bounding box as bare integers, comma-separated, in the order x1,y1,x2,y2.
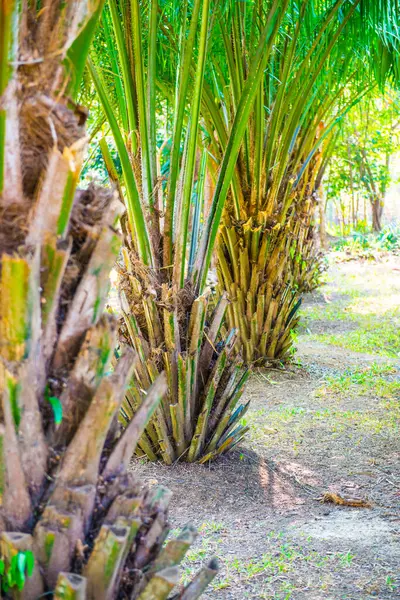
199,522,225,534
338,551,355,567
386,575,398,592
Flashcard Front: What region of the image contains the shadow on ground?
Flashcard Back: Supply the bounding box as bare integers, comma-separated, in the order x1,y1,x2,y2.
131,258,400,599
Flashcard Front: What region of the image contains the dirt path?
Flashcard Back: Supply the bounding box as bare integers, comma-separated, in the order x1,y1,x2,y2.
134,258,400,599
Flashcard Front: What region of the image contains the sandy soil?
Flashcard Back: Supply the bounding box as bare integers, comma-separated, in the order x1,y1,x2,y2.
133,258,400,599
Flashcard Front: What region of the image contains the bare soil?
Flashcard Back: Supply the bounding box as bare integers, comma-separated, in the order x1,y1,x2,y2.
133,258,400,599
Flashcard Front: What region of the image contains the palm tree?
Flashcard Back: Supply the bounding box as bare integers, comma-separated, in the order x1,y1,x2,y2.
90,0,287,463
203,0,400,362
0,2,216,597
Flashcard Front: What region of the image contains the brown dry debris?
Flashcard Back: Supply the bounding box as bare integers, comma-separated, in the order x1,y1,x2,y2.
0,204,28,255
318,492,372,508
118,243,197,352
1,92,86,256
70,186,114,251
20,95,85,198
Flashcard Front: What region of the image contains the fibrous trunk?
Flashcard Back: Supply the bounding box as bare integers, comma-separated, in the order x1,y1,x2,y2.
217,211,301,363
0,3,216,597
117,238,250,464
0,137,214,600
216,156,324,364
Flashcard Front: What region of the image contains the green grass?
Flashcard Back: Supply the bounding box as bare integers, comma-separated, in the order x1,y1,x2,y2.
311,406,400,434
300,291,400,358
300,300,359,324
245,402,399,451
243,361,400,454
177,527,398,598
242,406,307,451
308,311,400,357
299,256,400,358
315,363,400,398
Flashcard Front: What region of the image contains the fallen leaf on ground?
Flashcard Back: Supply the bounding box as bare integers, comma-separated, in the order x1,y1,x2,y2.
317,492,372,508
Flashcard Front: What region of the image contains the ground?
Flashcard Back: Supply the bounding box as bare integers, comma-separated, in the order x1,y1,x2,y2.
133,257,400,600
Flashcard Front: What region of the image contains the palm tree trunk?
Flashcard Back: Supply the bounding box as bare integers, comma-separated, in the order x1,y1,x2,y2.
0,3,216,597
117,241,250,464
216,156,323,363
217,213,302,363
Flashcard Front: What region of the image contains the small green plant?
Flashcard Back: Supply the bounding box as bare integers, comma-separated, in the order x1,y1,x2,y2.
331,226,400,260
199,522,225,534
338,551,355,567
386,575,398,591
0,551,35,594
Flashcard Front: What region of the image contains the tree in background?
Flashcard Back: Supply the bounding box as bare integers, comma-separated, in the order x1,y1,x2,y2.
326,92,400,232
202,0,400,363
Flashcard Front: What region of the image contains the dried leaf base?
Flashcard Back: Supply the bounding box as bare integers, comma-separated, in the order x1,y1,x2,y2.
118,249,251,465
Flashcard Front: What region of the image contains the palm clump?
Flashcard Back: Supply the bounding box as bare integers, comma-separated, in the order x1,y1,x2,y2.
117,252,251,464
216,133,325,362
90,0,271,464
206,0,399,363
0,1,216,597
204,1,341,363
